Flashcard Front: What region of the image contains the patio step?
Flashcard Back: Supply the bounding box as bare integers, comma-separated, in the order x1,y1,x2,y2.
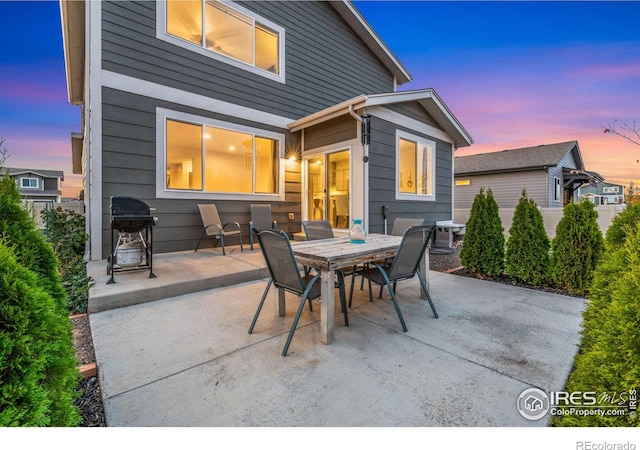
87,246,269,313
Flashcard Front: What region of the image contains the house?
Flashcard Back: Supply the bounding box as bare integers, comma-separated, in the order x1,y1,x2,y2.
454,141,603,210
4,167,64,203
579,181,625,205
60,0,472,260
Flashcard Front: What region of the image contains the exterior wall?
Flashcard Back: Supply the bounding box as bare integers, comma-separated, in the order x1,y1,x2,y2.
454,170,548,210
88,0,403,258
100,88,301,256
547,151,579,206
303,115,357,150
101,1,394,119
368,116,454,234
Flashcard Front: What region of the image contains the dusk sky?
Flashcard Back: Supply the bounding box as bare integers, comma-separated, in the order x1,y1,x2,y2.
1,1,639,198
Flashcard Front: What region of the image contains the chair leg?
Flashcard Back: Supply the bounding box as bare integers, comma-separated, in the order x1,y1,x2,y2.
219,234,226,255
337,271,349,326
374,264,408,332
348,267,356,308
239,230,244,252
248,279,272,334
417,271,438,318
282,280,318,356
368,279,374,303
250,229,254,251
194,229,207,252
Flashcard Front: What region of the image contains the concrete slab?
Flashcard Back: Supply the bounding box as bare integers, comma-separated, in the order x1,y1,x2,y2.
90,271,585,427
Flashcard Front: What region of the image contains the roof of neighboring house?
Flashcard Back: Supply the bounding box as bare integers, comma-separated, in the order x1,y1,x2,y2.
455,141,582,175
6,167,64,180
289,89,473,148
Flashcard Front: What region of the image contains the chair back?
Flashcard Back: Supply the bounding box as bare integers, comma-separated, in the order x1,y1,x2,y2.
254,230,306,295
250,204,273,230
301,220,334,240
390,217,424,236
388,225,436,281
198,204,222,227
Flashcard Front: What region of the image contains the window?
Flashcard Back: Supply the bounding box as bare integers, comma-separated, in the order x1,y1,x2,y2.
165,117,280,196
554,177,562,202
456,179,471,186
20,177,39,189
164,0,282,79
396,131,436,201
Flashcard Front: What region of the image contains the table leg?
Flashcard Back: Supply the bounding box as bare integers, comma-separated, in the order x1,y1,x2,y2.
320,269,335,344
275,287,286,317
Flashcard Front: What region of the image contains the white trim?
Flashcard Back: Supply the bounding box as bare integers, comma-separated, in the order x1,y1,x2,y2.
156,108,285,202
395,130,436,202
19,177,40,189
156,0,285,84
102,70,292,129
369,106,454,145
88,0,102,260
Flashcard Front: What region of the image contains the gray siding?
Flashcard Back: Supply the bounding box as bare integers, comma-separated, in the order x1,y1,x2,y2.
547,151,579,207
101,88,302,256
101,1,395,120
385,102,441,130
454,170,548,209
303,115,357,150
368,116,453,234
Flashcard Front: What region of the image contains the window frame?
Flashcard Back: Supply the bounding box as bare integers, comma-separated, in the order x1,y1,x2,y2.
395,130,437,202
157,0,285,83
156,108,285,201
554,176,562,202
20,177,39,189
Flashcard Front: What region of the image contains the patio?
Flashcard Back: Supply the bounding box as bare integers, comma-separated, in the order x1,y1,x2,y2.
87,246,586,426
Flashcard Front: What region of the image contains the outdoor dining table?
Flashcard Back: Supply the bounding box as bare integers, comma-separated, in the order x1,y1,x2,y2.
284,232,420,345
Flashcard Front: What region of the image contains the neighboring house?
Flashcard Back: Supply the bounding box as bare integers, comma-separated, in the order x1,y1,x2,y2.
579,182,625,205
454,141,603,210
61,0,472,260
4,167,64,203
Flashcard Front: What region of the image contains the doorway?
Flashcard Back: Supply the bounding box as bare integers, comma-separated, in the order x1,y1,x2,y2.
305,149,350,229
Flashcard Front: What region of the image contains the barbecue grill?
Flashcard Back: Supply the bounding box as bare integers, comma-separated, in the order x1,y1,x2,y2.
107,196,157,284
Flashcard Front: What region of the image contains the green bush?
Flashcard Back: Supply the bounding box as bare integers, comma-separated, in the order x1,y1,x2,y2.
505,191,550,285
604,202,640,249
551,224,640,426
0,242,80,426
0,164,80,426
550,201,604,296
43,207,91,313
460,188,504,277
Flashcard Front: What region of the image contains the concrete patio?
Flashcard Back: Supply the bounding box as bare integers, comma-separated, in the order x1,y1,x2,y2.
87,246,586,427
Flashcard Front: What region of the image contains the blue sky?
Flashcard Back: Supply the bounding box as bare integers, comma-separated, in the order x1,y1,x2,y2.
1,1,639,197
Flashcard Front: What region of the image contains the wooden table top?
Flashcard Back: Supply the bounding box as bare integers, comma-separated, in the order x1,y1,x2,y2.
291,233,402,271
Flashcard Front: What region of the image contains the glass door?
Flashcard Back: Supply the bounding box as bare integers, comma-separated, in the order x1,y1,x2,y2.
305,149,350,229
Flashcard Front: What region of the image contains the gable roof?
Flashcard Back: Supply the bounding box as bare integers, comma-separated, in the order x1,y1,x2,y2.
6,167,65,180
455,141,583,175
289,89,473,148
330,1,412,85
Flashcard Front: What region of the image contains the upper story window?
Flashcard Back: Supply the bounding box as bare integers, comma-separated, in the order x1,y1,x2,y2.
396,131,436,201
20,177,39,189
163,0,284,82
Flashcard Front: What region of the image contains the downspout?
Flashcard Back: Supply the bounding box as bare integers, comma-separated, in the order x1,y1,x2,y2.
349,105,368,231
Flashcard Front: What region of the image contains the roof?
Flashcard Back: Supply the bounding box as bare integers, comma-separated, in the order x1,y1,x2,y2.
61,1,412,104
455,141,582,175
288,89,473,148
6,167,64,180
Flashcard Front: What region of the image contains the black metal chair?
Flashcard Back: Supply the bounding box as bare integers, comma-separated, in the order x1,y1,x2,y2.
194,204,243,255
249,204,277,250
357,225,438,332
301,219,334,240
248,229,349,356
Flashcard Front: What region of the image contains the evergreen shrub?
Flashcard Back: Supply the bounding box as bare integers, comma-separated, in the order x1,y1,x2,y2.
550,201,603,296
551,224,640,426
505,190,550,285
460,188,505,277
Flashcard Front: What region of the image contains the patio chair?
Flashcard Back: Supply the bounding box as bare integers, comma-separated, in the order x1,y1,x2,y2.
390,217,424,236
301,219,334,240
357,225,438,332
194,203,243,256
248,229,348,356
249,204,277,250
